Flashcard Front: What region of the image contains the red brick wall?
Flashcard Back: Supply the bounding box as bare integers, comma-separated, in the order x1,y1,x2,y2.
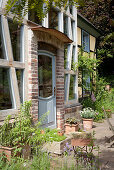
28,39,38,123
56,49,65,130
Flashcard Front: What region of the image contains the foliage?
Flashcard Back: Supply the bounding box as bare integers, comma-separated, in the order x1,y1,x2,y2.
31,128,66,154
30,152,50,170
78,0,113,76
72,132,92,139
0,115,12,146
80,107,96,119
73,49,100,73
0,101,34,148
76,49,100,93
65,117,78,125
5,0,80,23
81,76,114,121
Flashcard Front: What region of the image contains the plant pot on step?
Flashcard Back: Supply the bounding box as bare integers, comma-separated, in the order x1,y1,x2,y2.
80,108,96,130
65,123,79,134
82,118,93,130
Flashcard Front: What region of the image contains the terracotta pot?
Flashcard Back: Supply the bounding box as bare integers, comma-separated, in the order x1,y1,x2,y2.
57,131,64,136
71,138,92,146
82,118,93,130
41,130,45,134
0,145,31,161
65,123,79,134
0,146,14,162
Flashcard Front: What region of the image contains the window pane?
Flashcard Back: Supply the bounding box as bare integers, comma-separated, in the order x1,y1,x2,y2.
64,74,68,101
64,15,68,36
64,45,68,69
69,75,75,100
82,31,89,52
0,16,5,59
38,55,52,98
71,46,75,70
8,19,22,61
71,20,74,41
69,5,73,15
28,10,42,25
16,69,23,103
49,8,58,30
83,70,90,96
0,68,12,110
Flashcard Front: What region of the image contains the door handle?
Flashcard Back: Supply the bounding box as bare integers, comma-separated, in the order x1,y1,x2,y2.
54,87,56,96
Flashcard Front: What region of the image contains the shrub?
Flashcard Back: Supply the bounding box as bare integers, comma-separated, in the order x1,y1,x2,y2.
80,107,96,119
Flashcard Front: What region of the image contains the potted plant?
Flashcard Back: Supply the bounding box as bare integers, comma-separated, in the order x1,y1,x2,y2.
80,107,96,130
65,117,79,134
0,101,34,161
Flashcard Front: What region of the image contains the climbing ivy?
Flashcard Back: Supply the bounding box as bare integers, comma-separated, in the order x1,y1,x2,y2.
72,48,100,73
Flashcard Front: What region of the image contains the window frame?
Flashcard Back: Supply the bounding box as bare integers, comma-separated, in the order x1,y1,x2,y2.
0,15,25,118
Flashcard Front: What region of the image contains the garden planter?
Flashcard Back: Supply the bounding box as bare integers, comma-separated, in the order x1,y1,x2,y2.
42,137,71,155
65,123,79,134
0,146,14,162
71,138,92,146
82,119,93,130
0,145,31,161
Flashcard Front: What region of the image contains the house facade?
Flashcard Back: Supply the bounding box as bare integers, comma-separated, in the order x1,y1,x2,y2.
0,1,100,130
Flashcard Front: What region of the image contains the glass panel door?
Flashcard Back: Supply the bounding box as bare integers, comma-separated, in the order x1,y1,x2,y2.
38,55,53,98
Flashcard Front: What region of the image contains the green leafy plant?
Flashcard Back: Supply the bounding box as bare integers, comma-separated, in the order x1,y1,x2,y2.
65,117,79,125
72,132,92,139
80,107,96,119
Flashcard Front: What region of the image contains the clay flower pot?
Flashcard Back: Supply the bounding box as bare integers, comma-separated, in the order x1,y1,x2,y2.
65,123,79,134
71,132,93,147
57,131,64,136
82,118,93,130
41,130,45,134
71,138,92,146
0,145,31,161
0,146,14,162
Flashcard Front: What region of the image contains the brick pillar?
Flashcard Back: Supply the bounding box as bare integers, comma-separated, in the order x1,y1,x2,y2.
56,49,65,131
28,33,38,123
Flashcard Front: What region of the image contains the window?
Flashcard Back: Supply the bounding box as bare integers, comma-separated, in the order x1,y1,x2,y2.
64,15,68,36
82,30,89,52
16,69,24,103
0,0,2,7
69,75,75,100
0,19,4,59
0,68,12,110
49,8,58,30
8,19,23,61
0,16,25,113
28,10,42,25
83,70,91,96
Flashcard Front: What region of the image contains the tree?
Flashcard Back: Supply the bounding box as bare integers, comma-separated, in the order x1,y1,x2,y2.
78,0,114,76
